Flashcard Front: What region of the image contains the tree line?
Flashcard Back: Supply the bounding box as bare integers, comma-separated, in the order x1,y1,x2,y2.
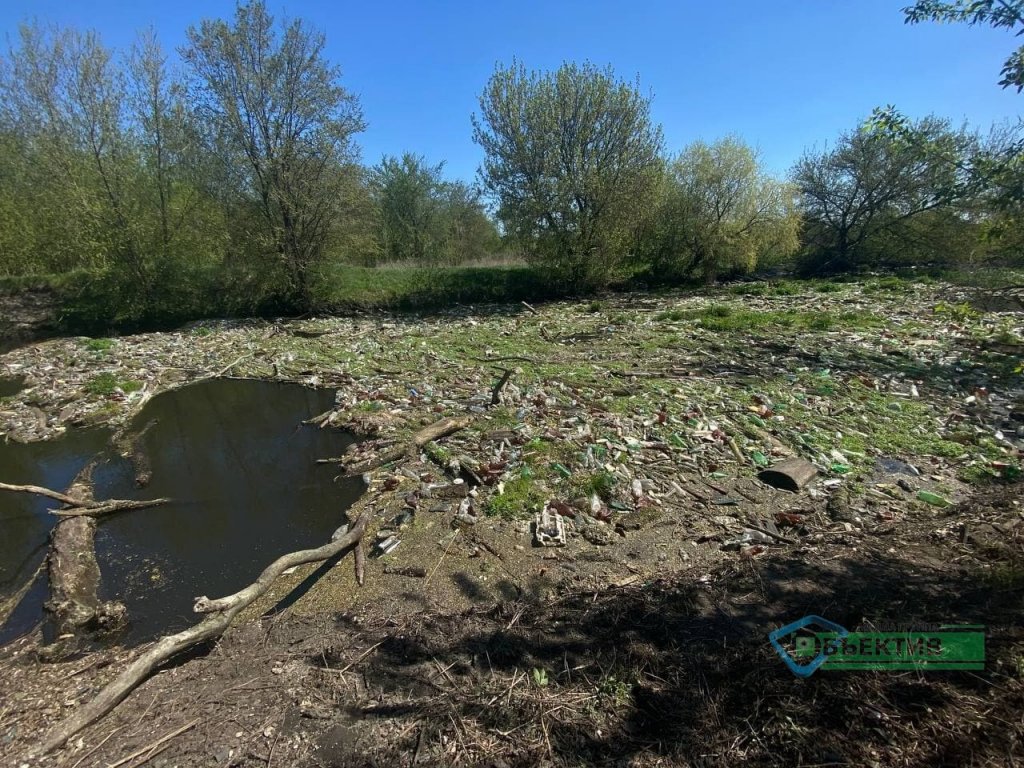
0,0,1020,328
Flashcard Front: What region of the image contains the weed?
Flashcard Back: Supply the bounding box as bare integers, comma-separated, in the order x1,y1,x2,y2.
532,668,549,687
485,476,544,520
933,301,980,323
84,372,140,396
82,337,115,352
597,675,631,704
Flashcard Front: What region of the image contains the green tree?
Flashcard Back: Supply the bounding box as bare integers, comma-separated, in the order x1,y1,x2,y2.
372,153,447,262
792,117,974,273
642,137,799,284
903,1,1024,91
472,60,663,288
182,0,365,310
371,153,500,264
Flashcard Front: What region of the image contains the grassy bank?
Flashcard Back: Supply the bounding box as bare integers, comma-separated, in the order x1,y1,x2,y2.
2,263,1023,338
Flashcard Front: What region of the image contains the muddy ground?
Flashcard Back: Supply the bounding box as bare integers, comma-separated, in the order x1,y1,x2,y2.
0,276,1022,766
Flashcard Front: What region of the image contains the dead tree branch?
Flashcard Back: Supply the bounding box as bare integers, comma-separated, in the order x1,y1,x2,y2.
39,509,370,755
344,415,473,475
0,482,169,517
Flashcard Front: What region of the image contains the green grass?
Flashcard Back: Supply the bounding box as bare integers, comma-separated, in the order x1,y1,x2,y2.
84,372,142,397
655,304,877,333
315,263,560,311
82,337,115,352
485,475,545,520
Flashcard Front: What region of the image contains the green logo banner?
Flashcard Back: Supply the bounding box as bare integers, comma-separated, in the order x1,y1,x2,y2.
793,626,985,671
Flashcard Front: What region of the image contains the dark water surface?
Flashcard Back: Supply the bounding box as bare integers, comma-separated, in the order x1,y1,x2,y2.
1,379,362,645
0,375,25,397
0,428,111,640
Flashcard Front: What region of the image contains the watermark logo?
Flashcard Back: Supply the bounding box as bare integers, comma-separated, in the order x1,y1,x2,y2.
769,616,985,677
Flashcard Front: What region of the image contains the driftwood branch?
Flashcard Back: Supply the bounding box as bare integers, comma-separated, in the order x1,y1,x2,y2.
345,415,473,475
39,509,371,755
50,498,170,518
0,482,82,507
0,481,169,517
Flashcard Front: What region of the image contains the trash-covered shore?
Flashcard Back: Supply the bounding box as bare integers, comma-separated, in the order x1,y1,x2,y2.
1,278,1022,584
1,276,1022,766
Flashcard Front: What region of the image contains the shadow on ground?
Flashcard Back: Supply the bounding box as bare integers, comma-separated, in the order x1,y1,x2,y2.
331,507,1024,767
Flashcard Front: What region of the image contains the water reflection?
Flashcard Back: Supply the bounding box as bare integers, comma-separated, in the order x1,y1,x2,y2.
0,378,362,646
93,379,362,643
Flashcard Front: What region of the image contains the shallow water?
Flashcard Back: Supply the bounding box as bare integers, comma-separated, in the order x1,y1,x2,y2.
0,375,25,397
0,428,111,641
0,378,362,645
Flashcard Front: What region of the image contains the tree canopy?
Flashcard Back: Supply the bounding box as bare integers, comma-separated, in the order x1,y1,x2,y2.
473,60,663,287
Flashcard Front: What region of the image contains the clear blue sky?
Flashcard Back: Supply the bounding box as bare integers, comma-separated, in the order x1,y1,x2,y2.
1,0,1019,182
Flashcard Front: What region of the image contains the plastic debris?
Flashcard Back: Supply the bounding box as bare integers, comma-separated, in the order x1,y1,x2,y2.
534,503,567,547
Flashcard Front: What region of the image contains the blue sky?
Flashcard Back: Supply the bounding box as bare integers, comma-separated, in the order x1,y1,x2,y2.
1,1,1019,183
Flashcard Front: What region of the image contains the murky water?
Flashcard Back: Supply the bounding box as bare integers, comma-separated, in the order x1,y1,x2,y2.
0,379,362,645
0,375,25,397
0,428,111,640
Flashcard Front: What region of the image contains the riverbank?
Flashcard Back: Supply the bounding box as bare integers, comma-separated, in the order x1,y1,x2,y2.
0,276,1022,765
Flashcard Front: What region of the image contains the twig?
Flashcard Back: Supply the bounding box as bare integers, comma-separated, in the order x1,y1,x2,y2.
50,498,170,517
210,352,254,379
69,726,122,768
0,481,84,507
520,300,539,315
425,529,459,585
743,521,797,545
319,640,384,676
0,556,46,627
470,355,537,363
0,482,170,517
107,719,199,768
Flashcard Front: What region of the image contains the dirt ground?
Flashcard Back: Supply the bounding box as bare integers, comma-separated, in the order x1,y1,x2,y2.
1,277,1022,766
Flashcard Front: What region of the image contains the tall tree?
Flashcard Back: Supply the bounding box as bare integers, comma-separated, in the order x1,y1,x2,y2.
643,137,799,284
372,153,447,263
182,0,365,309
792,117,973,273
472,60,663,288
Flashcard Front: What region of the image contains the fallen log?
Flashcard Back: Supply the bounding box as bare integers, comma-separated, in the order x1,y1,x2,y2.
39,508,371,755
345,415,473,475
44,466,127,654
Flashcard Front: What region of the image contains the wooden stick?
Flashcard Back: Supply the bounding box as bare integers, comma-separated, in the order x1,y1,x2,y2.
743,522,797,545
106,718,199,768
0,482,169,517
520,300,539,315
38,510,370,755
0,481,84,507
319,640,384,676
0,556,46,627
209,352,254,379
50,498,170,517
354,540,366,586
490,368,513,406
345,416,473,475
